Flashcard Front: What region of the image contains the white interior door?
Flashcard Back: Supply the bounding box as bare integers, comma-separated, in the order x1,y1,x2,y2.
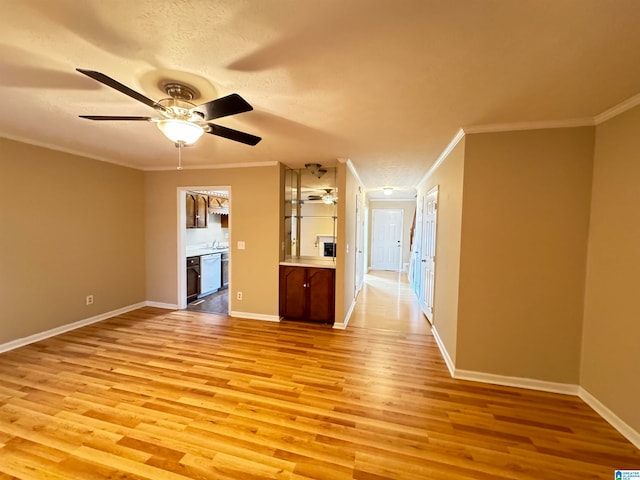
355,193,364,293
410,198,423,296
371,209,403,271
420,187,438,323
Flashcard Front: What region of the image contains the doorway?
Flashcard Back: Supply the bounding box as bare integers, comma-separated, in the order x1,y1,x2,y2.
178,186,230,315
355,192,365,294
371,208,403,271
419,186,438,323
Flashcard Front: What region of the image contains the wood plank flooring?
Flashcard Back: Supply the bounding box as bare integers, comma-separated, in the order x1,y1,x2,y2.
0,275,638,478
348,270,431,334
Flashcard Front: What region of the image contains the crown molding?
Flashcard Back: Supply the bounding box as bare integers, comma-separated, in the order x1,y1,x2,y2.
145,161,278,171
594,92,640,125
418,128,465,188
1,133,278,172
341,157,366,188
421,91,640,186
1,133,140,169
462,117,594,134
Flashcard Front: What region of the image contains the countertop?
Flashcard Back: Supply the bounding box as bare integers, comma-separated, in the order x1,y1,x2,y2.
187,248,229,258
279,258,336,269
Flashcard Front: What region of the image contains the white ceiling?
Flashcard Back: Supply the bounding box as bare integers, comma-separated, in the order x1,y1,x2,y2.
2,0,640,201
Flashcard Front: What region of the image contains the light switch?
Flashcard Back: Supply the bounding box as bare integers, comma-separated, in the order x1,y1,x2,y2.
237,241,245,250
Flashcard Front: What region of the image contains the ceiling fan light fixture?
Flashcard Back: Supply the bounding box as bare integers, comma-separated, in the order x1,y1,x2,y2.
322,188,337,204
157,119,204,144
305,163,321,174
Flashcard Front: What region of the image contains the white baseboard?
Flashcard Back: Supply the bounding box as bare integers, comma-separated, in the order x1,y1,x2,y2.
429,325,638,448
145,301,178,310
453,369,579,396
579,387,640,449
431,325,455,377
0,302,146,354
334,298,357,330
229,311,280,322
431,325,579,395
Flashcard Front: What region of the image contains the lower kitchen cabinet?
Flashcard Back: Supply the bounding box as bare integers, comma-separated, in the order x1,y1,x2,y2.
186,256,200,302
279,265,335,324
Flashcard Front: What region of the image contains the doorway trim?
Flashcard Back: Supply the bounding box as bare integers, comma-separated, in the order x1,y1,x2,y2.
177,185,231,311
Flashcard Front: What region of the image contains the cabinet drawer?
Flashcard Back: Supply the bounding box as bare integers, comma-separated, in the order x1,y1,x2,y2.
186,256,200,267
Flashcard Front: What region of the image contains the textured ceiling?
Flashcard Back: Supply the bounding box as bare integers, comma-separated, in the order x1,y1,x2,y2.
2,0,640,200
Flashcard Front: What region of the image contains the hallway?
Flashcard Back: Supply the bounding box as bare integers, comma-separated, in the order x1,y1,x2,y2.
348,270,431,334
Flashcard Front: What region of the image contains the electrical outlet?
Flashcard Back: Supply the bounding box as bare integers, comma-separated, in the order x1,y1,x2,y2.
86,295,94,305
237,291,243,300
237,241,245,250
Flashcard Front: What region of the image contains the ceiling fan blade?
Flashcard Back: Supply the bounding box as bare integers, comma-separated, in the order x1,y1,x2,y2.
206,123,261,146
79,115,152,121
76,68,168,114
193,94,253,121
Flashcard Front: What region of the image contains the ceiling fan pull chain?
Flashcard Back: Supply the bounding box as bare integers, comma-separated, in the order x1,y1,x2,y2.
177,142,183,170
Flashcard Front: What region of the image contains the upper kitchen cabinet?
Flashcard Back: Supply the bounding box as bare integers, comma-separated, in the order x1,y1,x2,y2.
186,193,208,229
208,195,229,228
283,164,337,261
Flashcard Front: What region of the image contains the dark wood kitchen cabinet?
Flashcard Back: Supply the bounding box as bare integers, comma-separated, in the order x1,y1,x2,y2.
186,194,208,229
279,265,335,324
186,256,200,302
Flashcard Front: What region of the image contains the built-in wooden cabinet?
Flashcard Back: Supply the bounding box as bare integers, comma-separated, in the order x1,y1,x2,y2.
279,265,335,324
186,194,208,229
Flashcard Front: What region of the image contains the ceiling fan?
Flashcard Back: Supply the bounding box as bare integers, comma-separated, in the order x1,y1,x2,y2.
308,188,337,204
76,68,261,146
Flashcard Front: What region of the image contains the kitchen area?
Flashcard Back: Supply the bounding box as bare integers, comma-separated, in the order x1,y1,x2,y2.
185,190,230,315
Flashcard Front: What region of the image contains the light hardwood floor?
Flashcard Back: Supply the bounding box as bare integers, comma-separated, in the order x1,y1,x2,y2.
348,270,431,334
0,272,638,479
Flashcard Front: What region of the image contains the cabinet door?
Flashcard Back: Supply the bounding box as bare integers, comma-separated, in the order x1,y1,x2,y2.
186,257,200,301
187,268,200,299
279,266,306,320
196,195,208,228
186,194,196,228
307,268,335,323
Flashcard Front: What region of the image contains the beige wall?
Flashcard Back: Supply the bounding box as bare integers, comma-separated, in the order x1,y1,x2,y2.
368,200,416,270
418,138,466,363
581,105,640,432
457,128,594,383
144,165,281,316
339,163,359,322
0,138,145,344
